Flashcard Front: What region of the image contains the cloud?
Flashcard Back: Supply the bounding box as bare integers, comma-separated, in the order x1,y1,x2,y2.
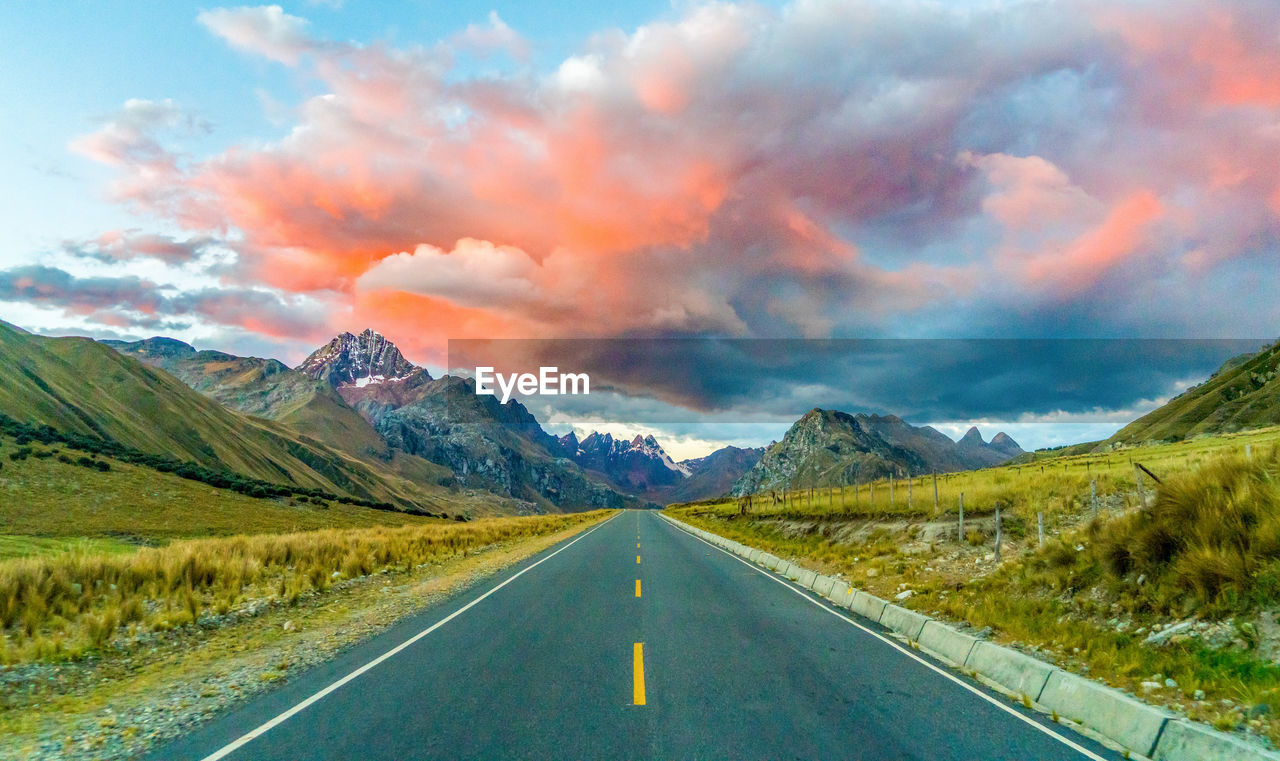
197,5,315,65
62,231,218,264
356,238,540,309
449,337,1267,428
451,11,529,61
56,0,1280,367
0,265,326,339
68,98,199,167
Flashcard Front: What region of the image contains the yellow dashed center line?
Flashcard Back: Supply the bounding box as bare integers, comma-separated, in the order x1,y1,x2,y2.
635,579,642,597
633,642,646,706
636,555,641,564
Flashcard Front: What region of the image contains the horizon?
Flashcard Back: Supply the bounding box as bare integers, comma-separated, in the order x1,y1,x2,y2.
10,317,1248,460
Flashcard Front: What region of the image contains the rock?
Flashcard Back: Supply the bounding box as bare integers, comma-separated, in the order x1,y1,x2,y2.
1141,681,1162,692
1145,620,1195,646
331,571,342,579
1194,690,1206,700
282,620,294,632
1164,678,1178,688
1248,703,1272,718
895,590,913,601
865,568,879,578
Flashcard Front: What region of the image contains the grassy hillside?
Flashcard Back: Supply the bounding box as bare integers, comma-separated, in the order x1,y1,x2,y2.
1111,341,1280,444
104,339,392,460
0,433,441,544
0,324,480,513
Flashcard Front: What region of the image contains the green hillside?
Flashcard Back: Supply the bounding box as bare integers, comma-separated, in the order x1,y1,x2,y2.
1110,341,1280,445
0,323,470,512
104,338,391,460
0,431,438,545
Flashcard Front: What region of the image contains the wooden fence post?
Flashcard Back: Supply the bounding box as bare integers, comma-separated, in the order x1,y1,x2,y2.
958,492,965,541
995,505,1002,563
932,471,939,514
1037,511,1045,547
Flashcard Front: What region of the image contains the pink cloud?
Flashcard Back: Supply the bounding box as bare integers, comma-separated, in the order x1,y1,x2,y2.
57,1,1280,344
1022,191,1165,295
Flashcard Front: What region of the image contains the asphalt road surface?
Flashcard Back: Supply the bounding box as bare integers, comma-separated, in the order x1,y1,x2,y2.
149,510,1126,760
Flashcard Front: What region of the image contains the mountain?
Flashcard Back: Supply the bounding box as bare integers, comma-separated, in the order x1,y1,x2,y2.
103,337,390,460
956,426,1025,466
668,445,764,503
732,408,1023,494
0,322,447,511
90,325,768,509
567,432,689,493
296,330,423,389
294,338,635,511
1107,341,1280,445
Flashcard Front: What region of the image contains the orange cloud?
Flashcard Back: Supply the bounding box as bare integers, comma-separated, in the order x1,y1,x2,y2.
1022,191,1164,294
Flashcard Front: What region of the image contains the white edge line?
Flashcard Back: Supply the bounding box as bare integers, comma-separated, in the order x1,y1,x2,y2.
660,515,1114,761
198,513,618,761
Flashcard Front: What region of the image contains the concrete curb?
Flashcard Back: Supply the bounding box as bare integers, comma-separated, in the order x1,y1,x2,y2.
1154,719,1277,761
848,589,887,623
658,512,1280,761
964,641,1055,701
918,620,980,666
879,603,929,641
1038,671,1172,758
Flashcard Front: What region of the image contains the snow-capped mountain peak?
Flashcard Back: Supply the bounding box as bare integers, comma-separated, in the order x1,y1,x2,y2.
296,329,425,388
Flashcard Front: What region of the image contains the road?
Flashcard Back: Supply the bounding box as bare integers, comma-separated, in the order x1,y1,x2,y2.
150,510,1126,761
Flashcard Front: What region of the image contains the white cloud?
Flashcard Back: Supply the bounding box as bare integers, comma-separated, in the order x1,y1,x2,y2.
198,5,314,65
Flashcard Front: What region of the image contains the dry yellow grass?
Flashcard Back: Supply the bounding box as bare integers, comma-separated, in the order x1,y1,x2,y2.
0,511,612,664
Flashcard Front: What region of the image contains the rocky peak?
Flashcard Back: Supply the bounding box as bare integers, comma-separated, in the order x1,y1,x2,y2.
958,426,985,447
297,329,424,389
988,431,1025,456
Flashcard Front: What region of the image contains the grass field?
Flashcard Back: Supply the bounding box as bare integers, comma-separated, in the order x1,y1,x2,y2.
715,425,1280,528
669,425,1280,746
0,433,447,546
0,510,612,664
0,536,139,562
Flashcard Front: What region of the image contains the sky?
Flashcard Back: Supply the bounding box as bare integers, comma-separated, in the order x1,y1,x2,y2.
2,1,1278,458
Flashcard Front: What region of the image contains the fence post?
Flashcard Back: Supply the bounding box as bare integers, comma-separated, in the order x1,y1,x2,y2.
907,468,913,510
1134,465,1147,509
1247,444,1253,460
932,471,939,514
1091,479,1098,516
958,492,965,541
890,474,895,509
995,505,1002,563
1037,511,1044,547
